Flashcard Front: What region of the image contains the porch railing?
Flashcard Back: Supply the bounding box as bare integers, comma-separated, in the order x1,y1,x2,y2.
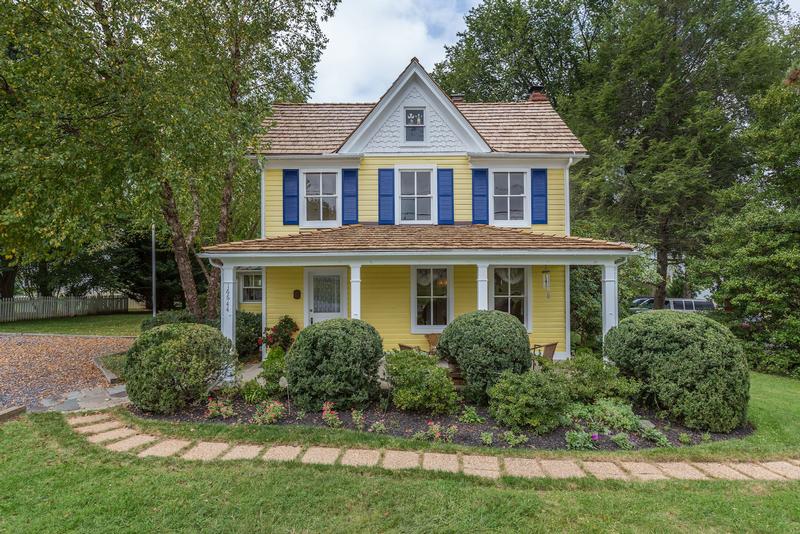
0,296,129,323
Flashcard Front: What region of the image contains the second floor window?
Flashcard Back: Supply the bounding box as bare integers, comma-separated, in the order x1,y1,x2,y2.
405,108,424,142
400,170,432,222
493,171,526,225
304,171,338,225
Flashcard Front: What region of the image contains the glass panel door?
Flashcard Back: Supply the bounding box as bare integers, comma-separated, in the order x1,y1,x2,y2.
308,269,346,324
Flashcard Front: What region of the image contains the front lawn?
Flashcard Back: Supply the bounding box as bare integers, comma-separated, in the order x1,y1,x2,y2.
0,313,148,336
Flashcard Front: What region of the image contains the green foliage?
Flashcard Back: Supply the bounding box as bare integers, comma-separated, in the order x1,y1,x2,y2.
234,312,262,359
385,350,458,415
206,397,234,419
640,426,671,448
458,406,486,425
500,431,529,448
566,399,640,433
565,430,596,450
351,409,365,432
611,432,635,450
555,350,640,403
252,401,286,425
605,311,750,432
125,323,235,414
480,432,494,446
322,402,342,428
286,319,383,411
265,315,299,352
241,380,270,405
488,370,570,434
368,421,387,434
437,310,531,404
141,310,200,332
678,433,693,446
260,346,286,397
413,422,459,443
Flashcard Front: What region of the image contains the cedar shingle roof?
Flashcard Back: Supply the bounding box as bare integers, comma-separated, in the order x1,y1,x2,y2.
202,225,632,253
253,100,585,155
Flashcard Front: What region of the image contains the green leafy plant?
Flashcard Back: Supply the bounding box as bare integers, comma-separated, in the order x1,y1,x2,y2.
351,409,365,432
437,310,531,404
566,399,640,433
233,311,262,360
554,351,640,403
125,323,235,414
241,380,269,404
488,370,570,434
678,432,692,445
480,432,494,446
458,406,486,424
295,410,306,421
385,350,458,414
415,422,458,443
286,319,383,410
611,432,635,450
605,311,750,432
259,346,286,397
264,315,299,352
368,421,387,434
322,401,342,428
701,432,712,443
206,397,234,419
501,431,529,448
252,400,286,425
641,426,671,448
140,310,199,332
565,430,596,450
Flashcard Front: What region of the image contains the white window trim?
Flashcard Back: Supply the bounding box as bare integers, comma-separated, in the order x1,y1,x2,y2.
395,164,438,224
403,106,427,146
489,168,530,228
489,266,532,332
303,267,348,328
299,168,342,229
238,270,263,304
410,265,454,334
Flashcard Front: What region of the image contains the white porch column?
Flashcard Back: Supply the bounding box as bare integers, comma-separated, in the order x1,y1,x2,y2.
350,263,361,319
220,264,236,346
601,262,619,336
477,263,489,311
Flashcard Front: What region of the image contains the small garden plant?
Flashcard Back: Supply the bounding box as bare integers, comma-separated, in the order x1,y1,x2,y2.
322,402,343,428
458,406,485,424
206,397,235,419
252,400,286,425
351,409,365,432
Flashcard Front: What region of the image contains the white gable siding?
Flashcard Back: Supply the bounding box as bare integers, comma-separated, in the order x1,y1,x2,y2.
362,85,467,153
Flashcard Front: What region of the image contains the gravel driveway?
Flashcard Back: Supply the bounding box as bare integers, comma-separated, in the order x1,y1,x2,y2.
0,335,134,410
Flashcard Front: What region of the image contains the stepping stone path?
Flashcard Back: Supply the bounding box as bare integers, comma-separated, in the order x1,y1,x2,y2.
66,413,800,483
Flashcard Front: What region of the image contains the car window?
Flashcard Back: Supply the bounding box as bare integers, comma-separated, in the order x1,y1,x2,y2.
672,300,684,310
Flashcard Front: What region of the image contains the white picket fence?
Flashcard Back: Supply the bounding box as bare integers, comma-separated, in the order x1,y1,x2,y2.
0,296,129,323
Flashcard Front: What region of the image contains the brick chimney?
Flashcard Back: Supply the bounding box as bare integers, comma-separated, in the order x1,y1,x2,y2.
528,85,548,102
450,93,465,103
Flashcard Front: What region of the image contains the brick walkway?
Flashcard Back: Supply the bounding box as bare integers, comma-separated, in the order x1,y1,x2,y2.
67,413,800,482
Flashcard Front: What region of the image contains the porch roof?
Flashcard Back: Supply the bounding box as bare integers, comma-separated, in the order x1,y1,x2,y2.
201,225,634,254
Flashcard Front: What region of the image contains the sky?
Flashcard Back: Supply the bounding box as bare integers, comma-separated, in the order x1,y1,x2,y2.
312,0,800,103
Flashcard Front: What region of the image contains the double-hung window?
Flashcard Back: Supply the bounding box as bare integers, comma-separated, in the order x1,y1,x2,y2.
412,267,451,332
405,108,425,142
240,272,263,303
302,171,338,227
399,170,433,222
492,171,527,226
491,267,530,329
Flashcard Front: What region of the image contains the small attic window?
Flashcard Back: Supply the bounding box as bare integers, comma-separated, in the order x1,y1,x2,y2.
405,108,425,142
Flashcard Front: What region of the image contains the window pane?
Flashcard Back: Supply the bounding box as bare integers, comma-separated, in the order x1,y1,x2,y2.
406,126,424,142
416,172,431,195
432,298,448,325
509,196,524,220
321,173,336,195
494,197,508,220
416,269,431,295
416,197,431,220
494,268,510,295
494,297,509,313
509,268,525,295
417,298,432,325
313,275,340,313
243,288,262,302
305,173,320,195
509,172,525,195
401,198,416,221
306,198,321,221
321,196,336,221
406,109,424,125
494,172,508,195
401,172,415,195
432,268,448,296
509,297,524,323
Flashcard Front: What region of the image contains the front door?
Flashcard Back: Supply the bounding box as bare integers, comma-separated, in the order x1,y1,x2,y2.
306,268,347,325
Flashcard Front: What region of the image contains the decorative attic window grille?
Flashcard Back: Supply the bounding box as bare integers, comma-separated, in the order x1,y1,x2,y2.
405,108,425,142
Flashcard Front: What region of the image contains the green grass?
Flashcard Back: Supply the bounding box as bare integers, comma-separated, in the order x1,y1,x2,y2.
99,352,127,380
0,313,147,336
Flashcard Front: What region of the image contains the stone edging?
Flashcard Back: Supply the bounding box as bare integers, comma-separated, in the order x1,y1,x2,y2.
0,405,26,423
66,413,800,482
92,356,122,385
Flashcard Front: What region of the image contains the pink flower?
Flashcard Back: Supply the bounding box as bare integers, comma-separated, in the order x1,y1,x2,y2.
591,433,600,441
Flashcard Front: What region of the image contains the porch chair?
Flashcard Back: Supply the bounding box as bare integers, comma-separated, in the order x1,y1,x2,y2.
424,334,440,355
531,342,558,364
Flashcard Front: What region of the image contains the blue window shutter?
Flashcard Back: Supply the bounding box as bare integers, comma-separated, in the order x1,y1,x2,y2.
472,168,489,224
531,169,548,224
378,168,395,224
342,168,358,224
282,169,299,225
437,168,454,225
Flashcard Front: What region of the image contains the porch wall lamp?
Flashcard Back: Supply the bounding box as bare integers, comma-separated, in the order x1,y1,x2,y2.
542,270,551,299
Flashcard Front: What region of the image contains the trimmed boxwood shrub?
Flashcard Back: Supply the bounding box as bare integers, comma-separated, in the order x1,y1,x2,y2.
286,318,383,410
553,350,640,403
125,323,236,414
488,370,570,434
385,350,458,414
140,309,199,331
604,310,750,432
437,310,531,403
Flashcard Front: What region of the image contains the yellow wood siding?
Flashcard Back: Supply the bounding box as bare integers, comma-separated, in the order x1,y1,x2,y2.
531,265,566,351
532,168,566,235
264,168,301,238
265,267,304,327
238,303,261,313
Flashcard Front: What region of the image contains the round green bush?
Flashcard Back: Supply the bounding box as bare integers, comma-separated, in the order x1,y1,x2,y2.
385,350,458,414
604,311,750,432
488,370,570,434
285,318,383,410
125,323,236,414
437,310,531,403
140,309,200,332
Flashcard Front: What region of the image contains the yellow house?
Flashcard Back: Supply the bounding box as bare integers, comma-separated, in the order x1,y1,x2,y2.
201,59,634,360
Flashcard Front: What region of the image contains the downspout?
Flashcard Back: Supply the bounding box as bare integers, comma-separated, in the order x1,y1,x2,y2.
564,155,574,358
258,157,267,360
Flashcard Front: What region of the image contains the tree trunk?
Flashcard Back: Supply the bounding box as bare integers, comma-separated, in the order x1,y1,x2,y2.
654,247,669,309
0,261,16,298
160,180,202,317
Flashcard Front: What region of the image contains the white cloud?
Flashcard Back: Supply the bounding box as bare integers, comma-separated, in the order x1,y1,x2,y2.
311,0,480,102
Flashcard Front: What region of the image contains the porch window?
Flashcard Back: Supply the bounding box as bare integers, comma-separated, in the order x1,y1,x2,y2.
303,171,338,226
240,272,262,303
412,266,451,332
491,267,530,328
492,171,527,226
400,170,433,222
405,108,424,142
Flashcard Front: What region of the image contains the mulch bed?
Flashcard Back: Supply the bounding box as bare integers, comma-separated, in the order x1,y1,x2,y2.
130,397,753,451
0,335,134,409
